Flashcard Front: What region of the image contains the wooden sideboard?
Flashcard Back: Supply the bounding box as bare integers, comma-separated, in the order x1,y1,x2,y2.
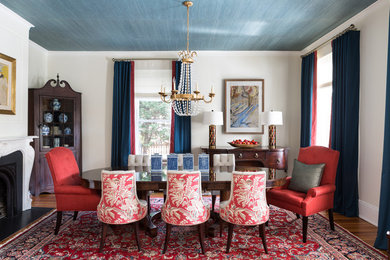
200,146,288,175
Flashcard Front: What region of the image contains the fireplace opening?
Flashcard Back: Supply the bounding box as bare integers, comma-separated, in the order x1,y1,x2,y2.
0,151,23,219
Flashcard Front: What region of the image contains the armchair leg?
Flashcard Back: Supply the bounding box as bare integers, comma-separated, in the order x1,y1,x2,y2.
55,211,62,235
73,211,78,221
328,209,335,231
226,223,234,253
302,216,308,243
99,223,108,253
134,221,141,251
259,223,268,254
163,223,172,254
198,223,206,254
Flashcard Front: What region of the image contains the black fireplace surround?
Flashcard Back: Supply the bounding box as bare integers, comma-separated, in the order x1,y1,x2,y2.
0,151,23,219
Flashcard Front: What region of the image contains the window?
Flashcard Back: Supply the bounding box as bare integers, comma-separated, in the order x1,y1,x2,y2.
316,51,332,147
134,60,172,155
136,98,171,155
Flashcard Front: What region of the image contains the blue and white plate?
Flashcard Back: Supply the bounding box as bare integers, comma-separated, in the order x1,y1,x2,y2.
59,113,68,123
44,112,53,123
64,127,72,135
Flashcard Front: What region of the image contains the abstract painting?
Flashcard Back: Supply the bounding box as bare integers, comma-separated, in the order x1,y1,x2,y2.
0,53,16,114
225,79,264,133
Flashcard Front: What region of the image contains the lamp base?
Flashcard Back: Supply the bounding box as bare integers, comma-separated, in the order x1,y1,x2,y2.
268,125,276,149
209,125,216,149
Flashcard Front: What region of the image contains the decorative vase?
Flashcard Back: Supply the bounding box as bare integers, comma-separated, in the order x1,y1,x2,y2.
51,98,61,111
41,124,50,136
64,127,72,135
44,112,53,123
59,113,68,123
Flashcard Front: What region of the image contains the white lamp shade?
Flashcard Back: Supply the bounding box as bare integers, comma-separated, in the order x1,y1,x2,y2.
260,111,283,126
203,111,223,125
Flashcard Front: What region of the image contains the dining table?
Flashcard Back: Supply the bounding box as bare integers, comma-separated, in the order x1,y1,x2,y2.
81,167,286,237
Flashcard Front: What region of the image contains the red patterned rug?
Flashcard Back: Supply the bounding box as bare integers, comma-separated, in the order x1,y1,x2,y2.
0,197,386,259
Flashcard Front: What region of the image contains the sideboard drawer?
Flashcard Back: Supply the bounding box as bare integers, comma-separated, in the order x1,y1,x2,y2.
230,150,266,161
266,151,286,169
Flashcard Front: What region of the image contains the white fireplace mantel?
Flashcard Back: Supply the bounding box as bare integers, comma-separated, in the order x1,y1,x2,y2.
0,136,37,210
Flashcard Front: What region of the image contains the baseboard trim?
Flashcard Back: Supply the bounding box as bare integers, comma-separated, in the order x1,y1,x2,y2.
359,200,378,227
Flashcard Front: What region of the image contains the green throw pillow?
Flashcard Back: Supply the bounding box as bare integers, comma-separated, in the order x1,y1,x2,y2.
288,159,325,193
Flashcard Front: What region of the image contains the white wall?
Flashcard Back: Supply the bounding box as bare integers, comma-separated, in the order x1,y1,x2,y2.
301,0,390,226
44,51,301,172
0,4,32,137
28,41,48,89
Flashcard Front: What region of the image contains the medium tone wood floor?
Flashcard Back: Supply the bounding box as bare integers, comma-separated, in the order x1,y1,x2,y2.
32,194,387,255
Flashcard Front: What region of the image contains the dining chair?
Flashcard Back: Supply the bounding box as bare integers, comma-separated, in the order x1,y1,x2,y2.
128,154,151,172
161,170,210,254
219,170,269,254
45,147,101,235
97,170,147,253
210,154,235,212
266,146,340,242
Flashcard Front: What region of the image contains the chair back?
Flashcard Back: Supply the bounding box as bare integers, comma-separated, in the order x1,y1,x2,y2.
97,170,147,224
128,154,151,171
220,171,269,225
162,170,209,225
213,154,235,173
297,146,340,186
45,147,81,187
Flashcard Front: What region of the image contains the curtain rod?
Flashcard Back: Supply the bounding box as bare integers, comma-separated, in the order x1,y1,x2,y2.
301,24,357,58
112,58,177,62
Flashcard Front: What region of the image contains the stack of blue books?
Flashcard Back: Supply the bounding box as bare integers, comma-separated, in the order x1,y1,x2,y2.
198,153,210,181
151,154,163,181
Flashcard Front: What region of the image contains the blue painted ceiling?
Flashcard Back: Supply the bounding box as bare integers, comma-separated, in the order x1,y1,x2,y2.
0,0,377,51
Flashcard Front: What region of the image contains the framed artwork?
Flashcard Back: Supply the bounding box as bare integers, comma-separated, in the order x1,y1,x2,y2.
0,53,16,115
224,79,264,133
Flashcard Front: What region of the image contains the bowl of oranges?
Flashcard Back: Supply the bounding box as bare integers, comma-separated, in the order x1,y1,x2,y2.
228,139,260,148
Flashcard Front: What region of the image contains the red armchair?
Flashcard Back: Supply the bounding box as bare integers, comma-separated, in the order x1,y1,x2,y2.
266,146,340,242
46,147,100,235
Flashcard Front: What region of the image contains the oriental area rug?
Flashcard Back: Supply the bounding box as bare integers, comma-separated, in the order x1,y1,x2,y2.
0,198,386,259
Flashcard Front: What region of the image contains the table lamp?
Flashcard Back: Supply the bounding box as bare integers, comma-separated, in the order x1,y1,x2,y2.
203,110,223,149
260,111,283,149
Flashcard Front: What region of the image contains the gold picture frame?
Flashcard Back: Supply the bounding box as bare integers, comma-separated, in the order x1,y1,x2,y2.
0,53,16,115
224,79,264,133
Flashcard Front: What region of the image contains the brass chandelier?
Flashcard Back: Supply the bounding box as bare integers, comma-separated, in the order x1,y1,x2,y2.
158,1,215,116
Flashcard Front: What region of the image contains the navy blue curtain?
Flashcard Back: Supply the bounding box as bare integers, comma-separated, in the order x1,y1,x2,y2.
331,30,360,217
300,53,315,147
173,61,191,153
111,61,132,168
374,13,390,250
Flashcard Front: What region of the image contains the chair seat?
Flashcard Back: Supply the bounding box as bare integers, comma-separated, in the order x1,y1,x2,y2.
220,200,269,226
162,203,210,226
267,188,306,208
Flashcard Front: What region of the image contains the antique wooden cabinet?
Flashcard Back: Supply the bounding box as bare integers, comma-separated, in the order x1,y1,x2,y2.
28,75,82,196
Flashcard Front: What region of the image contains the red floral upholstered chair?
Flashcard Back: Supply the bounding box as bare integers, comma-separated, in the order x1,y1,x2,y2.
97,170,147,252
266,146,340,243
161,170,210,254
219,171,269,254
45,147,100,235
